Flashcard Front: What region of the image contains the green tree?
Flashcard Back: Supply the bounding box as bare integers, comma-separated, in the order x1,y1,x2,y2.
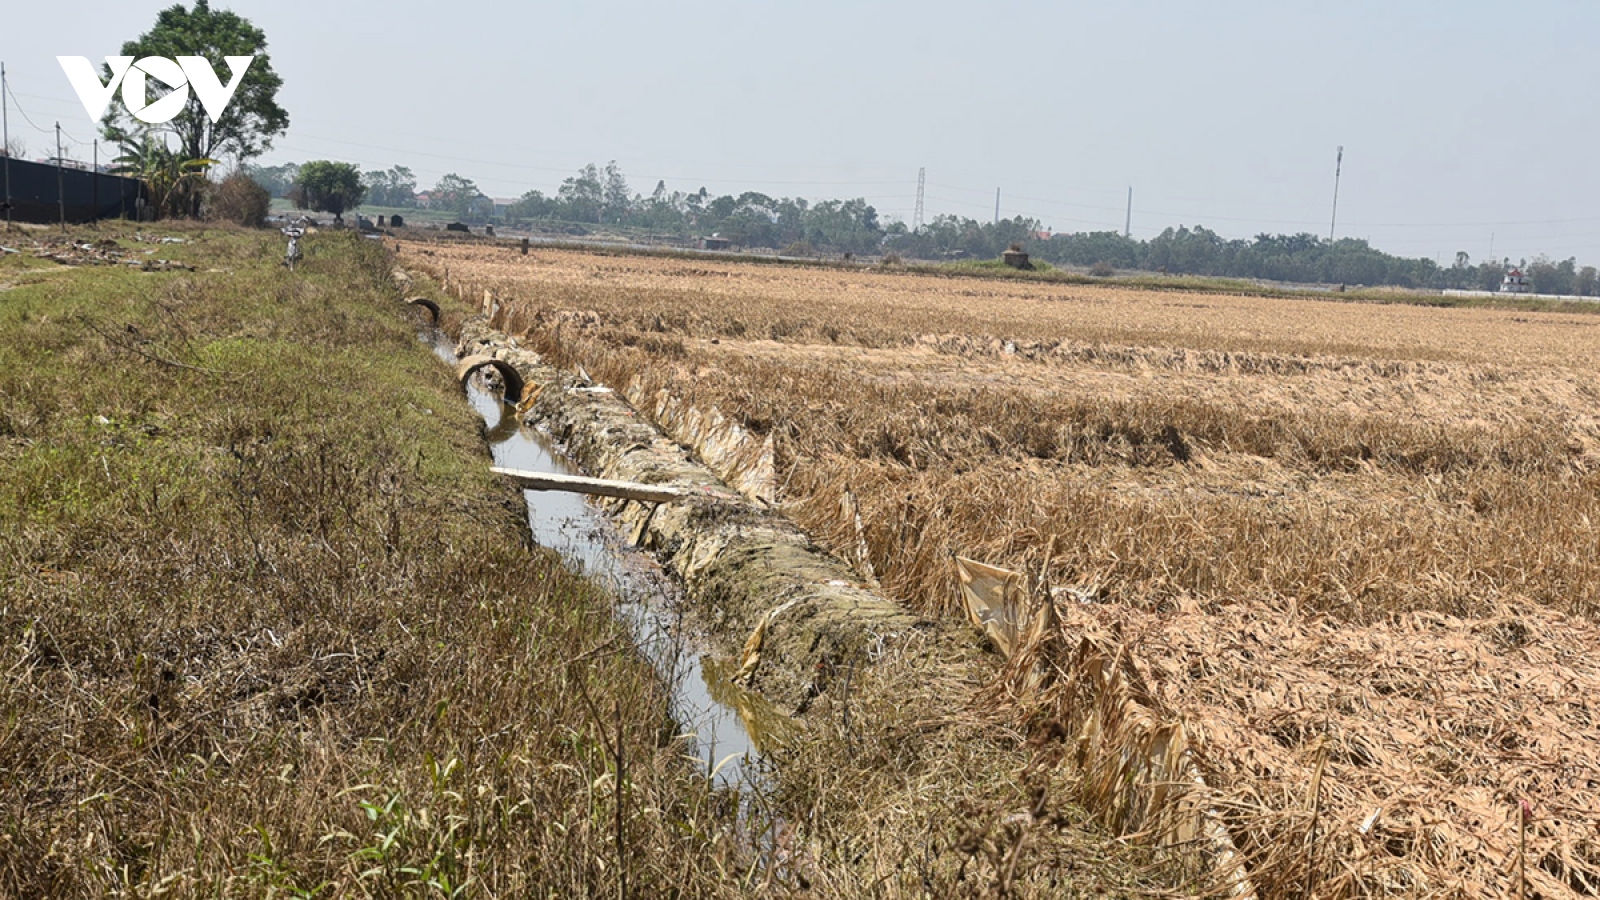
507,189,554,221
110,134,212,218
101,1,289,164
557,164,603,223
601,160,631,224
294,160,365,223
430,173,482,220
242,161,298,197
1527,255,1577,295
362,165,416,207
1577,266,1599,297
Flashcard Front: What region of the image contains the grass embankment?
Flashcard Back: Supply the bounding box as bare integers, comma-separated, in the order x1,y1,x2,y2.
0,224,751,897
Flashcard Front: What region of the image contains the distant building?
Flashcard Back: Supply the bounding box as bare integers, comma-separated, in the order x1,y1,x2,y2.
1500,267,1531,293
413,191,434,209
702,235,731,251
491,197,518,218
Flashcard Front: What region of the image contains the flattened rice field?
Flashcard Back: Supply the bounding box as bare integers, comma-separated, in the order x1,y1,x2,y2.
416,240,1600,897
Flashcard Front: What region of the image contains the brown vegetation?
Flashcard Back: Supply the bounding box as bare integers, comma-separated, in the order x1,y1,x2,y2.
416,240,1600,896
208,171,271,228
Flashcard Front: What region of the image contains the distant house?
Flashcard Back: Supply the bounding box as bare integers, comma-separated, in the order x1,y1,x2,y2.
413,191,434,209
491,197,517,218
1500,267,1531,293
702,235,732,251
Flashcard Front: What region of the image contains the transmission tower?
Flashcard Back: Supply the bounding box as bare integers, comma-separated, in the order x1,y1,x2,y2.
912,167,925,232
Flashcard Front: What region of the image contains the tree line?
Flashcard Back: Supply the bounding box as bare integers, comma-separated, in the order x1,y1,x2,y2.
80,3,1593,293
243,158,1598,294
1025,226,1598,293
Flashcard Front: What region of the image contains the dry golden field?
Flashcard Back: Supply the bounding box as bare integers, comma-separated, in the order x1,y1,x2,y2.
415,241,1600,897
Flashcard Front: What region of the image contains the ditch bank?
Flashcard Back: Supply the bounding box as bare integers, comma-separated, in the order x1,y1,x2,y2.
448,312,1260,897
452,313,963,713
425,282,1262,895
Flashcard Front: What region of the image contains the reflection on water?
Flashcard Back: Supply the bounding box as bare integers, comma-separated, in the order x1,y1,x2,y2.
429,329,768,784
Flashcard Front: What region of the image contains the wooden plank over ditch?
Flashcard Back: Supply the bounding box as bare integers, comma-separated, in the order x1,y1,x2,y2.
491,466,687,504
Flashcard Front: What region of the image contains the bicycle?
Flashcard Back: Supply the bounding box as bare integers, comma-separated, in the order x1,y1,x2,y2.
282,226,304,271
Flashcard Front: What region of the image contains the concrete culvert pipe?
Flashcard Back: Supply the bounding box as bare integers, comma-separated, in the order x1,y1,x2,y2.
407,297,441,323
456,354,525,405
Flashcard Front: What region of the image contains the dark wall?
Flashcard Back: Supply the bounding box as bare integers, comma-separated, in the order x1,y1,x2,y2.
0,156,145,224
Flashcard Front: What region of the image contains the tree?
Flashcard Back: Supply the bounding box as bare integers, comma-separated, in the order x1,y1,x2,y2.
507,189,554,221
430,173,483,220
111,134,212,218
242,161,298,197
1527,255,1577,296
602,160,631,224
294,160,365,223
1578,266,1599,297
557,164,603,223
362,165,417,207
102,1,289,165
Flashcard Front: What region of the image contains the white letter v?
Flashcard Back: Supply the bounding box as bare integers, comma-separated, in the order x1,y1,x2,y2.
178,56,253,124
58,56,134,121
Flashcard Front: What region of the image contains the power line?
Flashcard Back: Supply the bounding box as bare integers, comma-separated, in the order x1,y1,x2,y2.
3,78,56,136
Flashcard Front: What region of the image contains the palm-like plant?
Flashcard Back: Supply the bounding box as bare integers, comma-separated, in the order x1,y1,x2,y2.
110,132,215,219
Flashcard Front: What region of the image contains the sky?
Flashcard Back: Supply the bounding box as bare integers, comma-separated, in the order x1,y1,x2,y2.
3,0,1597,266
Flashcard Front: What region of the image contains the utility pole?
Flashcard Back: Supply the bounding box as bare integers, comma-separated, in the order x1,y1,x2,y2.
1125,186,1132,238
92,140,98,225
1328,145,1343,242
56,122,65,230
913,167,925,232
2,62,11,230
993,187,1000,225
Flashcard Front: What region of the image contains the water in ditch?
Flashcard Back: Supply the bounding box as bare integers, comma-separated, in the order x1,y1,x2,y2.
426,330,764,786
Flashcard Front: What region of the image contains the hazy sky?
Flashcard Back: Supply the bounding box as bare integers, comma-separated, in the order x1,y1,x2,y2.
5,1,1597,265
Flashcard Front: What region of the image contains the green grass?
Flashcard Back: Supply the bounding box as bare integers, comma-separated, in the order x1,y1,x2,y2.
939,257,1058,274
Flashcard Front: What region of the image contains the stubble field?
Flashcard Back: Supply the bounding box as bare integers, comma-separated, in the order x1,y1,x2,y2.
417,241,1600,897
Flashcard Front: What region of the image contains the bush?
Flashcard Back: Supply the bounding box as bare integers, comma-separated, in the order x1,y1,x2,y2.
209,172,270,227
1089,260,1115,277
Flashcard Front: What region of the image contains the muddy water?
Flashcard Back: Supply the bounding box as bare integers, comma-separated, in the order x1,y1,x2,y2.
425,331,760,784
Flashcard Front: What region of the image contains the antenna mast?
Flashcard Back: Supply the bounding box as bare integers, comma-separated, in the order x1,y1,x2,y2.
1328,145,1343,242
